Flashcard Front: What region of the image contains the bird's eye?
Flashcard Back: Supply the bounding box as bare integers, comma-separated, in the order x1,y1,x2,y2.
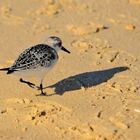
57,42,62,47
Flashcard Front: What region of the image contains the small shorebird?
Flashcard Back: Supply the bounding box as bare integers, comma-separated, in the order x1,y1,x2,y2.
0,36,70,95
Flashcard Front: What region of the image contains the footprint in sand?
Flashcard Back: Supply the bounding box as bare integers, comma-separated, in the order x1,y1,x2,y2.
0,6,24,25
66,22,107,35
27,1,62,17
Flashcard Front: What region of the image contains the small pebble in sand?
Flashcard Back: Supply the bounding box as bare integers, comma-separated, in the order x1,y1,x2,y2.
26,115,35,121
1,109,7,114
22,127,28,132
0,6,12,16
125,24,135,30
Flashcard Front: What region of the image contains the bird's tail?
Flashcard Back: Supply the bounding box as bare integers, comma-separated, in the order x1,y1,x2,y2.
0,67,9,71
0,67,10,73
0,67,16,74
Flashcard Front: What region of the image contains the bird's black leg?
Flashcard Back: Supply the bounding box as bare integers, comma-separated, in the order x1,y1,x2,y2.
20,78,46,96
38,83,46,96
20,78,35,88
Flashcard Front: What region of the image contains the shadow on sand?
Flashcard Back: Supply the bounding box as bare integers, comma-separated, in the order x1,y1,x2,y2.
47,66,129,96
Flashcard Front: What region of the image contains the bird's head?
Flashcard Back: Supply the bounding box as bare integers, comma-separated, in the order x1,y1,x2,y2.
44,36,70,53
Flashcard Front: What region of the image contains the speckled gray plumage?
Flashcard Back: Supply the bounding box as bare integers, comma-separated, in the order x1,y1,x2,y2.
8,44,58,74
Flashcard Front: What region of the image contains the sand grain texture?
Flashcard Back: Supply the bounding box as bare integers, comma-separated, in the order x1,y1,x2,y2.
0,0,140,140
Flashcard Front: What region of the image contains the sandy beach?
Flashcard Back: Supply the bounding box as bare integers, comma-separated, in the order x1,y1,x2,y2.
0,0,140,140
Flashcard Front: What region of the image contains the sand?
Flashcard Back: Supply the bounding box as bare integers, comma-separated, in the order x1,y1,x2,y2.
0,0,140,140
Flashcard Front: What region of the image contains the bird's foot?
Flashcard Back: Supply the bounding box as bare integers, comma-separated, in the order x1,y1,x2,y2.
36,92,47,96
20,78,47,96
36,83,47,96
20,78,36,88
36,90,47,96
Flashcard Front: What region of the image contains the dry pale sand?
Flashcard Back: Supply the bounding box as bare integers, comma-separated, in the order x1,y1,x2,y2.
0,0,140,140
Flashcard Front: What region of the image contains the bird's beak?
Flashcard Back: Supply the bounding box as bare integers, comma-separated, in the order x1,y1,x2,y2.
61,46,70,54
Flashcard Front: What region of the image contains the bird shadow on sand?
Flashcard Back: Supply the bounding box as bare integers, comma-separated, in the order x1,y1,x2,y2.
47,66,129,96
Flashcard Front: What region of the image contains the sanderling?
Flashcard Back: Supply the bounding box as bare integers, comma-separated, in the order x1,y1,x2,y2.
0,36,70,95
